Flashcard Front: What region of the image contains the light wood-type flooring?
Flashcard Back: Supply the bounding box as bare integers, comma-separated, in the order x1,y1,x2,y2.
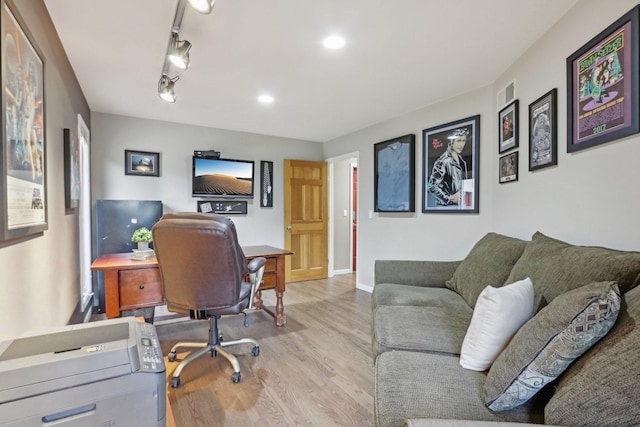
155,273,374,427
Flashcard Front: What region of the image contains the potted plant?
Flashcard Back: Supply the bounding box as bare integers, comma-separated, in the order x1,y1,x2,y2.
131,226,153,250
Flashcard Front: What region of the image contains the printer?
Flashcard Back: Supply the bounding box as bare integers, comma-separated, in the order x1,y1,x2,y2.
0,317,166,427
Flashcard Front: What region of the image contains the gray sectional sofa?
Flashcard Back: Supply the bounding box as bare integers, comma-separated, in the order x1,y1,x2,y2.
372,232,640,427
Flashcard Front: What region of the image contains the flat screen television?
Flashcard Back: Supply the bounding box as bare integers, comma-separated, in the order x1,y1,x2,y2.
192,157,255,198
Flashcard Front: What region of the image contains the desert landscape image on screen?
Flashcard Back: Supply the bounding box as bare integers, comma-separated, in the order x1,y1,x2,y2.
193,158,253,196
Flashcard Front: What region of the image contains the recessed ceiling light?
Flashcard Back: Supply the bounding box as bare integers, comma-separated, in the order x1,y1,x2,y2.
258,94,274,104
323,35,345,49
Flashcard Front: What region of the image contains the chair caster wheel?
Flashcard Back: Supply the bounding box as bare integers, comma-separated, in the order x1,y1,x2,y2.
168,351,177,362
231,372,241,383
170,377,181,388
252,346,260,357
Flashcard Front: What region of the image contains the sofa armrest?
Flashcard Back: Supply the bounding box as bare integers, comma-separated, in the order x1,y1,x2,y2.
374,260,461,288
404,420,552,427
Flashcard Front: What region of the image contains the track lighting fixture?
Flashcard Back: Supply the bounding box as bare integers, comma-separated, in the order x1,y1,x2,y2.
168,33,192,70
158,75,179,103
187,0,215,14
157,0,215,103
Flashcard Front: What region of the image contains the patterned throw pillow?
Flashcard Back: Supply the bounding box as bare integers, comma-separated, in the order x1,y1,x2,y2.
483,281,621,412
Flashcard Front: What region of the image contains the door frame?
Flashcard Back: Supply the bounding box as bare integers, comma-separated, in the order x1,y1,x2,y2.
327,151,360,286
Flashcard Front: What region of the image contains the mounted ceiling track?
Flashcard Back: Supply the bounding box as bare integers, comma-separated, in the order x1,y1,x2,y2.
158,0,216,102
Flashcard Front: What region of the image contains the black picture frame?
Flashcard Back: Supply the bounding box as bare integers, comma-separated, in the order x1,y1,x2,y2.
260,160,273,208
373,134,415,212
566,5,640,152
498,100,519,153
63,128,80,210
1,0,47,240
197,200,247,215
125,150,160,177
529,88,558,171
422,115,480,213
499,151,519,183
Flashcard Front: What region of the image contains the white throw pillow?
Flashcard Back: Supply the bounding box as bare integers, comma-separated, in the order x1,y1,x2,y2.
459,277,534,371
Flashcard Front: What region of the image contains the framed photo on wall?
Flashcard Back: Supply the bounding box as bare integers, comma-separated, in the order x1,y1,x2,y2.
1,0,47,240
566,5,640,152
422,115,480,213
499,151,518,183
373,134,415,212
260,160,273,208
498,100,519,153
63,128,80,210
529,88,558,171
125,150,160,177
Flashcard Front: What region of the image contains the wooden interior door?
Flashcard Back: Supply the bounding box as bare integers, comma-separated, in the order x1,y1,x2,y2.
284,159,328,282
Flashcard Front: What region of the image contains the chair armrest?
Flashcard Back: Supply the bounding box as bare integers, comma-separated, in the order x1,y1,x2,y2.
374,259,461,288
247,256,266,273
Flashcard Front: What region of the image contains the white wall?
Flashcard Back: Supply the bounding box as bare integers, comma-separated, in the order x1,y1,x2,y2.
323,0,640,289
90,113,324,247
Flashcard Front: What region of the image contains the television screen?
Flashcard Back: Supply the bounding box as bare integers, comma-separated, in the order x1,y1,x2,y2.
192,157,255,198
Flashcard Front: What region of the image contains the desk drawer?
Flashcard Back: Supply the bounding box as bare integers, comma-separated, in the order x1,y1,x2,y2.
119,268,164,309
259,273,276,290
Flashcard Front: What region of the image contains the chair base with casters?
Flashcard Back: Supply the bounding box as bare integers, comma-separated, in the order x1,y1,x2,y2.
167,314,260,387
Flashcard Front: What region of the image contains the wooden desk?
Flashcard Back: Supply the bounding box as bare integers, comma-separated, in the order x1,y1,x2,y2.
90,245,293,326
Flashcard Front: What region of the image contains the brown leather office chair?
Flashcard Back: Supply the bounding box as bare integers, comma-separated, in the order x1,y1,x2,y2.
151,212,266,387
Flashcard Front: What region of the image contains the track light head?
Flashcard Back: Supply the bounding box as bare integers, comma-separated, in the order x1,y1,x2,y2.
158,75,179,103
187,0,215,14
168,34,192,70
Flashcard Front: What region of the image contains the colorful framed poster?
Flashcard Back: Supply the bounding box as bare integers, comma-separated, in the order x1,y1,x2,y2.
567,5,640,152
529,89,558,171
422,115,480,213
374,134,415,212
498,100,519,153
1,0,47,240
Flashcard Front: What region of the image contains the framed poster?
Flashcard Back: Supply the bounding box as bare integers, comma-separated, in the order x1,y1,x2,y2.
498,100,519,153
529,89,558,171
422,115,480,213
499,152,519,183
567,5,640,152
373,134,415,212
125,150,160,177
1,0,47,240
63,128,80,210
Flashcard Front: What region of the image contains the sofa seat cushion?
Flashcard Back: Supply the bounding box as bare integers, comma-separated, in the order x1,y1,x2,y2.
373,303,472,357
505,231,640,310
373,283,472,309
544,284,640,426
375,351,545,427
484,281,621,412
445,232,528,308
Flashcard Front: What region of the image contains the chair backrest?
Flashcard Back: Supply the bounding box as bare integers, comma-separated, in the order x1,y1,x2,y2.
152,212,248,316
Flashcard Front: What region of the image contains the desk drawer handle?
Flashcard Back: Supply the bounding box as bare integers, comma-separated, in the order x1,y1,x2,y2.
139,284,145,290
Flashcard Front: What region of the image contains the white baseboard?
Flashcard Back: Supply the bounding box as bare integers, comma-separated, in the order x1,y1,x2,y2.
332,268,353,276
356,283,373,293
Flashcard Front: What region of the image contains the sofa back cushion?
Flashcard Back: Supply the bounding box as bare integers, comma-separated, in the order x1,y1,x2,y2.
445,233,527,308
483,281,621,412
545,284,640,426
505,231,640,311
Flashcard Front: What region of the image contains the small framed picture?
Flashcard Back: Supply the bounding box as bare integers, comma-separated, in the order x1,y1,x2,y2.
499,152,518,183
529,89,557,171
498,100,519,153
125,150,160,177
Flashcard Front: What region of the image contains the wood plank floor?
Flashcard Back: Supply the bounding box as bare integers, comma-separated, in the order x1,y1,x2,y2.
155,273,374,427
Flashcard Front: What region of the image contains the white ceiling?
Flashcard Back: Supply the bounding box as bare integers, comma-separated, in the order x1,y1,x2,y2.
43,0,579,143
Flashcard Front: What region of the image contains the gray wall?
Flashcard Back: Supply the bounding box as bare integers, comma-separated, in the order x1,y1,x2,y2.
323,0,640,289
0,0,90,341
90,112,324,248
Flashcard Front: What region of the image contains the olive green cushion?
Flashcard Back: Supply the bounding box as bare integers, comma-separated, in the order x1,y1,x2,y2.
445,233,527,308
505,232,640,310
545,285,640,426
483,281,621,412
